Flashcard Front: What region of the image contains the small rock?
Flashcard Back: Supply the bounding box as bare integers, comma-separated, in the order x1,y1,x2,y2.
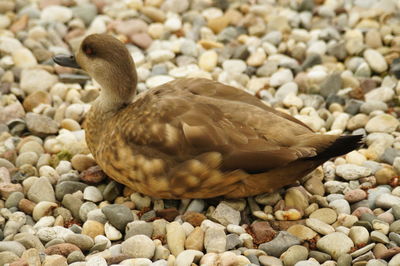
306,218,335,235
44,243,80,257
166,221,185,256
317,232,354,260
121,235,155,259
20,69,58,95
210,202,241,226
25,113,58,137
259,231,301,257
102,204,133,231
204,227,226,253
280,245,308,266
365,114,400,133
336,164,371,180
364,49,388,73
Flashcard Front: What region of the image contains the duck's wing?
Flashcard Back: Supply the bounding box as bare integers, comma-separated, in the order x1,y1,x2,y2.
123,79,332,174
180,78,314,131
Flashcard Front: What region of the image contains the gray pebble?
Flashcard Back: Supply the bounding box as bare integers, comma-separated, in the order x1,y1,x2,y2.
259,231,301,257
0,241,26,257
55,181,87,201
62,194,83,221
226,233,242,250
28,177,56,203
102,204,134,231
5,191,24,208
67,250,85,264
125,221,153,239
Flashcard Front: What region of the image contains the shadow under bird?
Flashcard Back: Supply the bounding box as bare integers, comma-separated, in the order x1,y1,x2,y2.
53,34,363,199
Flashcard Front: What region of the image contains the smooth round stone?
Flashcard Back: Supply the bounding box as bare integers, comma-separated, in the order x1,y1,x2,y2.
41,5,72,23
105,222,122,241
375,194,400,209
336,164,372,180
71,154,96,172
345,189,367,203
284,188,309,211
81,220,104,239
83,186,103,203
349,226,370,245
125,221,154,239
371,231,389,244
102,204,134,231
0,241,26,256
32,201,58,221
306,218,334,235
287,224,317,241
280,245,308,266
198,50,217,72
166,221,185,256
16,152,38,168
372,219,390,235
365,114,400,133
222,59,247,73
79,202,97,222
64,234,94,251
270,69,293,87
67,250,85,264
316,232,354,260
366,259,388,266
329,199,351,215
364,49,388,73
175,250,204,266
121,235,155,259
259,255,283,266
309,208,337,224
5,191,24,208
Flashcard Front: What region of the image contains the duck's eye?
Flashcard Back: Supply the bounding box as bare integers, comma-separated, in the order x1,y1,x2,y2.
83,45,95,56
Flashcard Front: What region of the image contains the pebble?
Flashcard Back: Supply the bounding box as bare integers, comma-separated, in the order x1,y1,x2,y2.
204,227,226,253
316,232,354,260
336,164,372,180
166,221,185,256
280,245,308,266
364,49,388,73
210,202,241,226
259,231,301,257
20,69,58,95
365,114,400,133
102,204,133,231
175,250,203,266
349,226,370,245
309,208,337,224
121,235,155,259
27,177,55,203
306,218,334,235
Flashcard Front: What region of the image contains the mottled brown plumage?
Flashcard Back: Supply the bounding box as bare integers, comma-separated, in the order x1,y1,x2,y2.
54,34,363,199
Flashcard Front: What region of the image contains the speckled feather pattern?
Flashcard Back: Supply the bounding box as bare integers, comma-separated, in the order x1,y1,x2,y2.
85,78,345,198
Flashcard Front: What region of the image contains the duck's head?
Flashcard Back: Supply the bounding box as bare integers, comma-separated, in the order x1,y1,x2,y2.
54,34,137,111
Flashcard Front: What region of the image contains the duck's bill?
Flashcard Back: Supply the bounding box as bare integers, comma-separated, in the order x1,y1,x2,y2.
53,54,81,69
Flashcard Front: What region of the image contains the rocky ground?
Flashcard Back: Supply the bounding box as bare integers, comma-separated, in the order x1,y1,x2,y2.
0,0,400,265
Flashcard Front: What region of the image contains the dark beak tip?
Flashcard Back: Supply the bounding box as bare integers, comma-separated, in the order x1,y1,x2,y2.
53,54,81,69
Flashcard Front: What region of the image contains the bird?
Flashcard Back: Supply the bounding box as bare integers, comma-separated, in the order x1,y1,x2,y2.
53,33,363,199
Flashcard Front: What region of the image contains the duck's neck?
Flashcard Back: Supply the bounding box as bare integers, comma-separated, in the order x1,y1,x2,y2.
93,74,137,114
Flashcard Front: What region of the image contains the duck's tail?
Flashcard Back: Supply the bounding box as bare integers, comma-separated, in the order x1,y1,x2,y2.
309,134,364,161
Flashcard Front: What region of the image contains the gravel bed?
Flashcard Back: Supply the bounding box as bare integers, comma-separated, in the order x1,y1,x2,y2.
0,0,400,265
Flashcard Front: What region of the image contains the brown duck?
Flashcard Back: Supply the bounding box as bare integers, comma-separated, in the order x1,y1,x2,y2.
54,34,362,199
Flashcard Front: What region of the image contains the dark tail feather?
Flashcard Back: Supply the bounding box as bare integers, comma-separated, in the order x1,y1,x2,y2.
310,134,364,161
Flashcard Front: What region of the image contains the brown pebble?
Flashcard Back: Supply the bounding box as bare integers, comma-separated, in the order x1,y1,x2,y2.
10,14,29,33
9,258,28,266
184,226,204,251
18,199,36,215
105,254,131,265
182,211,206,227
269,219,307,231
80,165,106,183
81,220,105,238
23,90,51,112
156,208,179,222
130,32,153,49
0,183,23,199
250,221,277,244
375,247,400,260
351,207,374,218
44,243,80,257
71,154,97,172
